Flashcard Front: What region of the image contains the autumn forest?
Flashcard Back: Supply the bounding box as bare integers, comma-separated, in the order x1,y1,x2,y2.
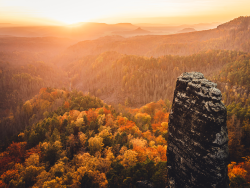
0,16,250,187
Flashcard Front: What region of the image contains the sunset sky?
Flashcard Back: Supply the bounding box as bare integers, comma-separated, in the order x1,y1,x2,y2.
0,0,249,25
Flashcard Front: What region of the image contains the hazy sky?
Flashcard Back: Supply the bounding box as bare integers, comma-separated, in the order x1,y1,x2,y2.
0,0,249,25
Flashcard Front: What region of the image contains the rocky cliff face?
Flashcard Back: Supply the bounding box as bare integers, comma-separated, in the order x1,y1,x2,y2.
167,72,229,188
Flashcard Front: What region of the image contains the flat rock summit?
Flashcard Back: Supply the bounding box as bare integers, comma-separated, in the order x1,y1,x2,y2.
167,72,229,188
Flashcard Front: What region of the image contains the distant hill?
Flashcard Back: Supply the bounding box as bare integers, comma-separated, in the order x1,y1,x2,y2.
177,28,196,33
217,16,250,30
112,27,151,36
135,22,220,35
0,21,222,40
0,22,138,40
55,16,250,66
113,23,136,28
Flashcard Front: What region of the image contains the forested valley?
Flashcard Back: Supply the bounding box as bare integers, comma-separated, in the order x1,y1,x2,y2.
0,16,250,187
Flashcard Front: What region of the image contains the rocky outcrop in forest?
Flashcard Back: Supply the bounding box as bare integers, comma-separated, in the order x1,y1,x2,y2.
167,72,229,188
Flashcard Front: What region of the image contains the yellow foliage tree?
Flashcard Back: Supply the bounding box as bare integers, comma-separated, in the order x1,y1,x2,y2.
88,136,104,155
25,153,40,167
121,149,138,167
135,113,151,132
78,132,87,147
23,100,33,115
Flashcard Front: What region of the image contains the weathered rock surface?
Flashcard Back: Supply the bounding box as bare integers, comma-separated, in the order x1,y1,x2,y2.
167,72,229,188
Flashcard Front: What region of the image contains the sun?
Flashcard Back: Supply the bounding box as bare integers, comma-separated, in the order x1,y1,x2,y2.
48,13,92,25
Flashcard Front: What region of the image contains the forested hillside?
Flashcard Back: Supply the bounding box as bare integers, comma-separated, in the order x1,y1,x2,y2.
0,36,75,119
64,50,248,107
0,16,250,187
0,90,169,188
0,57,69,118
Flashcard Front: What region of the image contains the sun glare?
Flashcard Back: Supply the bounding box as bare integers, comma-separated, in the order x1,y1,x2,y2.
53,14,92,25
41,12,92,25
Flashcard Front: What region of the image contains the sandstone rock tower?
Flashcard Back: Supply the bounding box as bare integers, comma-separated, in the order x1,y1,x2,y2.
167,72,229,188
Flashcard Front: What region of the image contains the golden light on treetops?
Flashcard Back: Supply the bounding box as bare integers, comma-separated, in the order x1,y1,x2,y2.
0,0,250,25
